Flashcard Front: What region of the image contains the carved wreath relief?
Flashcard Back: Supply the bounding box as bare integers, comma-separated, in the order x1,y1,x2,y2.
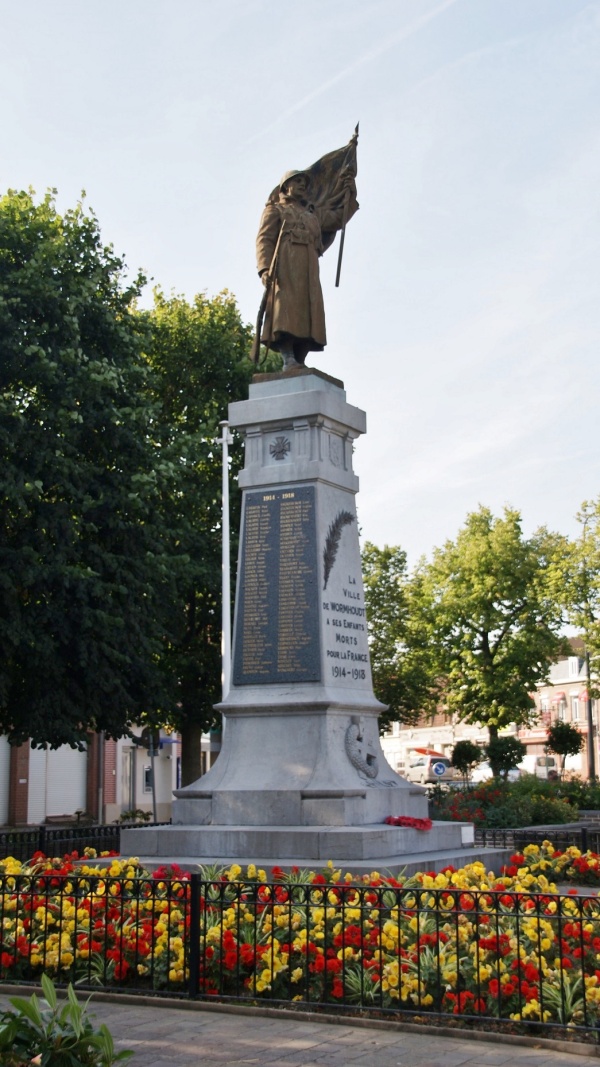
345,717,379,779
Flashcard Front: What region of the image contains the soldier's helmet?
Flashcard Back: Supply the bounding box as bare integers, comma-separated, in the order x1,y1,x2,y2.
279,169,309,192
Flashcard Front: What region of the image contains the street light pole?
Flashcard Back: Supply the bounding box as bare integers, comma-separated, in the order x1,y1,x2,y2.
586,647,595,780
582,512,596,779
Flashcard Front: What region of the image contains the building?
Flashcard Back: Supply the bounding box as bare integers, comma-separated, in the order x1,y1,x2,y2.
380,639,597,779
0,728,221,826
522,640,596,777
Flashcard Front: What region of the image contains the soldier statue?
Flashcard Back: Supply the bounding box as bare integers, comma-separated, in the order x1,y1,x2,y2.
253,128,359,371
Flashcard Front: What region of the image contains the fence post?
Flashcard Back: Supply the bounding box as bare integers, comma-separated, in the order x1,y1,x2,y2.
188,873,201,998
37,826,46,855
581,826,588,853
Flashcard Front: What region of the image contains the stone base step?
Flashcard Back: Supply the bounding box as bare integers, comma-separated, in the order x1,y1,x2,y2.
116,846,514,879
120,821,475,864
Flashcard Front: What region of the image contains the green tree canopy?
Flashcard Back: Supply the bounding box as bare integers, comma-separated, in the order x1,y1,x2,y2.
451,739,482,782
546,720,584,775
416,506,568,739
551,500,600,698
361,542,439,730
0,190,181,746
142,288,258,783
484,735,525,780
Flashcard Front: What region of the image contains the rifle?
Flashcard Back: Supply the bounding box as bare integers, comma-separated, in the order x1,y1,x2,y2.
250,221,286,364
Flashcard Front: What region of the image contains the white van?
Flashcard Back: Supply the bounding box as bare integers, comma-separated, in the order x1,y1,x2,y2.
404,755,454,785
518,754,558,779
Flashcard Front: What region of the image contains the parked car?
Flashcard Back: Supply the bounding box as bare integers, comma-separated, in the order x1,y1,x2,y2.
404,755,454,785
470,760,520,783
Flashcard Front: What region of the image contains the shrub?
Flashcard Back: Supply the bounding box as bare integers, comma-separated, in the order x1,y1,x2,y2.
546,720,584,774
0,973,132,1065
451,740,482,782
430,779,577,828
485,736,525,779
555,776,600,810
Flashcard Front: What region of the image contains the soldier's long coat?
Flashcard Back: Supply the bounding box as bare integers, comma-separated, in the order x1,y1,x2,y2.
256,193,356,353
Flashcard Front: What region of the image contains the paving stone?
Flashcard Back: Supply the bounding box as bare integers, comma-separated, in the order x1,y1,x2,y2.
3,995,600,1066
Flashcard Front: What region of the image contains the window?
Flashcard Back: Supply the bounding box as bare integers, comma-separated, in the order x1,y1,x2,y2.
571,697,580,721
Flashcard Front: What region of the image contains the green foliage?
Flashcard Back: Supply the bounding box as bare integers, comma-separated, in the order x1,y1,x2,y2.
416,506,568,737
0,973,132,1065
550,501,600,698
509,773,557,797
118,808,152,824
0,188,266,762
0,189,183,747
361,543,439,729
555,776,600,809
485,735,525,779
430,778,576,828
546,720,584,773
451,739,482,780
142,289,256,781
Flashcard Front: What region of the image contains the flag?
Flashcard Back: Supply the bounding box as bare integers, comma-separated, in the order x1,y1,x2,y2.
268,126,359,253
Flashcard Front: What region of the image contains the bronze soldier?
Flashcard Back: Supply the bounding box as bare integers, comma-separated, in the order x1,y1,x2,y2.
255,132,359,371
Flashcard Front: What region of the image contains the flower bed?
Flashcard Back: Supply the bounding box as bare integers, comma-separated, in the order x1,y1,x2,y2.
2,847,600,1035
429,779,576,829
507,840,600,887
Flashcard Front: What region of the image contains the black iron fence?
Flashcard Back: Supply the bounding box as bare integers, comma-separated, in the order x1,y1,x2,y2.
475,825,600,853
2,868,600,1039
0,823,170,862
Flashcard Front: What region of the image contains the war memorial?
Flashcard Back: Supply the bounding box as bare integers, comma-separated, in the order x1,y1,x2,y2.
122,130,477,873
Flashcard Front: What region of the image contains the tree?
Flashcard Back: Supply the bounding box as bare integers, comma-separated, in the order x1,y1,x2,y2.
417,506,568,740
558,501,600,648
546,720,584,777
451,739,482,783
485,735,525,780
0,190,182,747
143,289,270,784
361,543,439,731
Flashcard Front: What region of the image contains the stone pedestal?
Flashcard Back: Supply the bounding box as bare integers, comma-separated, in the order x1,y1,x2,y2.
122,369,469,868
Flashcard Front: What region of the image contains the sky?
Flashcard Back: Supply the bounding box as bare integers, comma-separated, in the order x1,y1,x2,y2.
1,0,599,565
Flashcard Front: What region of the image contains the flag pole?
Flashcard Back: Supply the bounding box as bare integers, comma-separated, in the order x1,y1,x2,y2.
219,420,233,700
335,123,359,288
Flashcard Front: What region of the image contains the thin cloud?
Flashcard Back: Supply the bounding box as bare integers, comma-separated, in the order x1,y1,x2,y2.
244,0,462,146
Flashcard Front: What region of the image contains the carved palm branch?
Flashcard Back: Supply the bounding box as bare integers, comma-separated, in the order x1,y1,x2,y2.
323,510,355,590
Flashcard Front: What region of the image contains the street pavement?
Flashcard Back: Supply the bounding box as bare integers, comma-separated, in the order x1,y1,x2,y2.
3,993,599,1067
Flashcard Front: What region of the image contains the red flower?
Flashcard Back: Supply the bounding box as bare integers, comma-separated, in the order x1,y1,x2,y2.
384,816,432,831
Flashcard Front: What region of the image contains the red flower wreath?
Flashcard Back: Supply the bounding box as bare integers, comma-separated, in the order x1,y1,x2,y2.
384,815,433,831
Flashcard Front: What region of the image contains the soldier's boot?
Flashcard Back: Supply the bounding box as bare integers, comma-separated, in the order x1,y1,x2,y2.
280,344,300,371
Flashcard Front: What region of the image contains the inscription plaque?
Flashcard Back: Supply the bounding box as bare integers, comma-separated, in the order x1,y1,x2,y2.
233,486,321,685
